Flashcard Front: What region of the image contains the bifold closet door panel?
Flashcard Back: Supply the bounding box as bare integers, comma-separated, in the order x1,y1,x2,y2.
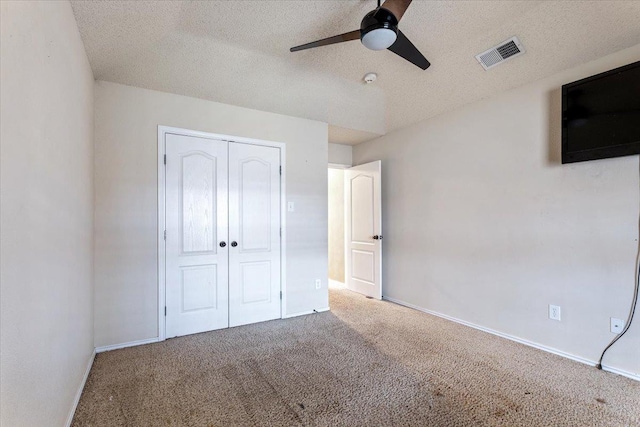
165,134,229,337
228,143,281,327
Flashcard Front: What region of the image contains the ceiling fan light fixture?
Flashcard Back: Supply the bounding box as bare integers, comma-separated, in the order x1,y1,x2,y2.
361,28,397,50
359,8,399,51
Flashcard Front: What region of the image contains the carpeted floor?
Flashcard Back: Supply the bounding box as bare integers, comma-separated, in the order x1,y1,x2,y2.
72,288,640,426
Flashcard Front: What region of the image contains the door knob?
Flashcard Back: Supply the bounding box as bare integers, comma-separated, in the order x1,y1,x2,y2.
219,241,226,248
231,241,238,247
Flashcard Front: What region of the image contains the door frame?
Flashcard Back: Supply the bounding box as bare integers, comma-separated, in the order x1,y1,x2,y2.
157,125,287,341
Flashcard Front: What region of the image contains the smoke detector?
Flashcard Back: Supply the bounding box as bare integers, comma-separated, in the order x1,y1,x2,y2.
363,72,377,84
475,37,525,70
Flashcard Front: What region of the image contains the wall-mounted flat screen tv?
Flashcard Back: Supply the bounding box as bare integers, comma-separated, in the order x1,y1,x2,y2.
562,61,640,164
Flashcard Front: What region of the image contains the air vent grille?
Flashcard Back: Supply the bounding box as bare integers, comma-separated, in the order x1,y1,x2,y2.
476,37,525,70
496,40,520,59
479,50,503,68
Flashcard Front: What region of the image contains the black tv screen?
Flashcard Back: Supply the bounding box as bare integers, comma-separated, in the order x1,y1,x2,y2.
561,61,640,164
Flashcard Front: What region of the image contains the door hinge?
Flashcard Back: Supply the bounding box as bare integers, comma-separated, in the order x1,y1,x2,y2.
163,230,166,240
164,154,166,165
279,166,282,175
279,228,282,237
164,306,167,316
280,291,282,300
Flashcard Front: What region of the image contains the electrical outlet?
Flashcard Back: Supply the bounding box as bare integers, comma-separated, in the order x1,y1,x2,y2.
610,317,624,334
287,202,295,212
549,305,561,321
315,279,321,289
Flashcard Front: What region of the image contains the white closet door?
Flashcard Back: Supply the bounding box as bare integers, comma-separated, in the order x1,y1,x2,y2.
165,134,229,337
345,161,382,299
228,143,281,327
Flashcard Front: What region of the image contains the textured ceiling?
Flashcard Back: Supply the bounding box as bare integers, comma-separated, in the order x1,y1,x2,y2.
71,1,640,145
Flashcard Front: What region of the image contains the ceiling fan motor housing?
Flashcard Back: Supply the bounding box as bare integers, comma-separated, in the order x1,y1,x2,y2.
360,8,399,50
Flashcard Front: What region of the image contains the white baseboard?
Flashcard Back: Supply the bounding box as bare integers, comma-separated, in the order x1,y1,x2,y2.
95,337,160,353
600,364,640,381
65,349,96,427
282,307,330,319
383,296,639,382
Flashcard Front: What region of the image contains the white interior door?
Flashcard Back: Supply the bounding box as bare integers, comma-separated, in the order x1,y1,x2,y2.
345,161,382,299
228,143,281,327
165,134,229,337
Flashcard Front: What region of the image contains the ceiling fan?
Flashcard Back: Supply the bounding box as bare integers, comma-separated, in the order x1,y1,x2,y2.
290,0,430,70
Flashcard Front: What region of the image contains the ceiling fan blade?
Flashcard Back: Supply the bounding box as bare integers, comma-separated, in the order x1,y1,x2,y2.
380,0,412,22
387,30,430,70
290,30,360,52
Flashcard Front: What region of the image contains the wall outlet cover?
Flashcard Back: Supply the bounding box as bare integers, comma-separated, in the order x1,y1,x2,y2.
315,279,321,289
549,305,561,321
610,317,624,334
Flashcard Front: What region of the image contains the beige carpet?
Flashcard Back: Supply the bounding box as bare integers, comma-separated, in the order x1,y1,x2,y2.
73,288,640,426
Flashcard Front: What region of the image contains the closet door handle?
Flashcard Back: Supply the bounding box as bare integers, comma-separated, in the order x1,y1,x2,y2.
231,241,238,247
219,241,226,248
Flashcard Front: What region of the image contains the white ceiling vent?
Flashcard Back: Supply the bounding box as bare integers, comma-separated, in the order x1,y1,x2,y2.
475,37,525,70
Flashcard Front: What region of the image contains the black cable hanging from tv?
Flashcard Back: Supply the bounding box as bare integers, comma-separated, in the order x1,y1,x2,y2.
596,158,640,370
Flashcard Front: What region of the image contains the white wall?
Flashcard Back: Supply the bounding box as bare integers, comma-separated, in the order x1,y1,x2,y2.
353,45,640,376
94,81,329,348
0,1,95,426
328,169,345,283
328,143,353,166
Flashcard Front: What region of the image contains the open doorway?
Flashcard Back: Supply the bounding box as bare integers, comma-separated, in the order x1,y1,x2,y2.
328,166,347,288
